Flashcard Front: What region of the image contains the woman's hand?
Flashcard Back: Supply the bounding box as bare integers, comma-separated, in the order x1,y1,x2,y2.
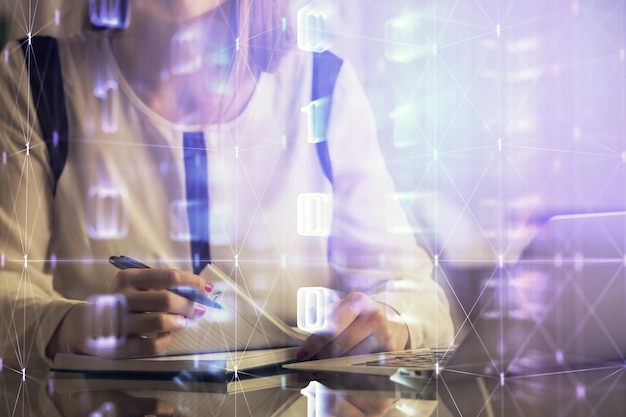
47,268,214,359
296,292,410,360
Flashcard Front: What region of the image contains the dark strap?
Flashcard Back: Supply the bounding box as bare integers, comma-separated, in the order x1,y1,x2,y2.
311,51,343,185
183,131,211,273
20,36,69,197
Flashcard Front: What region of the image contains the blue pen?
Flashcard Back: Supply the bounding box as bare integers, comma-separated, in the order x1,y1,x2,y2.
108,255,223,310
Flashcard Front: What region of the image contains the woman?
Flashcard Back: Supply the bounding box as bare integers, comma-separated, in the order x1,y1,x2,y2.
0,0,453,369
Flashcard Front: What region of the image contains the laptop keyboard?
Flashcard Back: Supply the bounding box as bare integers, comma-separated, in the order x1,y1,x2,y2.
352,348,455,369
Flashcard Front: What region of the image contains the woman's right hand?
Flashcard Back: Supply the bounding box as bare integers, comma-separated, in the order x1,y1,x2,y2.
47,268,214,359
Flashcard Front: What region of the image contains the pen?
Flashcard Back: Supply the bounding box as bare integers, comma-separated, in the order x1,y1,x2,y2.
108,255,223,310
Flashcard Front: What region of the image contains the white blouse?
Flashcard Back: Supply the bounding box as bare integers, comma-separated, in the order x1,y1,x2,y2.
0,32,453,369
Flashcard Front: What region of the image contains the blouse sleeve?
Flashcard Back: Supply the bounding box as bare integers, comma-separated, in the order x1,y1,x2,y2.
325,58,454,348
0,40,79,370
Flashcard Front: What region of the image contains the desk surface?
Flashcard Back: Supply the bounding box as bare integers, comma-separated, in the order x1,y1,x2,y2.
2,363,626,416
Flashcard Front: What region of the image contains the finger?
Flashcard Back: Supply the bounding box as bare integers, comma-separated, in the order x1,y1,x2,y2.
321,303,409,358
125,289,207,318
298,292,374,359
125,313,188,336
116,268,213,294
316,316,377,359
125,289,187,314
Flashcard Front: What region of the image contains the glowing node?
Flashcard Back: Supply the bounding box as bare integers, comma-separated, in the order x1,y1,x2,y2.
574,252,584,271
86,187,128,239
25,142,30,156
297,287,339,331
555,349,564,364
54,9,60,26
433,43,438,56
93,80,120,134
0,253,4,268
22,368,26,381
85,294,128,350
434,148,438,160
170,27,202,75
496,24,501,38
576,383,586,400
27,32,32,45
500,372,505,386
297,4,330,53
384,11,428,63
23,254,27,269
302,97,330,144
498,138,502,152
434,254,439,268
89,0,130,29
296,193,332,236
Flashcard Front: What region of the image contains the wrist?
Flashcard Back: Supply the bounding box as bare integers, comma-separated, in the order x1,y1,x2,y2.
46,303,86,358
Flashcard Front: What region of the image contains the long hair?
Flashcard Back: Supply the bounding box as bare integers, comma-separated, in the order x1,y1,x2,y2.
236,0,292,74
87,0,292,74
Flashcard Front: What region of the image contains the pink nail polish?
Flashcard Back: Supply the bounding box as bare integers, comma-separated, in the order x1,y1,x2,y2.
205,282,213,293
194,305,206,317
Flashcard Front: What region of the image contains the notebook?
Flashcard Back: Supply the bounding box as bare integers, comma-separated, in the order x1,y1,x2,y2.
51,369,304,395
52,263,309,376
51,347,300,376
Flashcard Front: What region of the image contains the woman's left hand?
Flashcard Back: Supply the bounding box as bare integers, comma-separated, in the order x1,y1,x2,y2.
296,292,409,360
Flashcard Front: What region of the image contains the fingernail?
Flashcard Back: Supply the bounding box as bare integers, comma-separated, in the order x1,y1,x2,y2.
205,282,214,293
194,305,206,317
297,349,309,360
179,317,189,327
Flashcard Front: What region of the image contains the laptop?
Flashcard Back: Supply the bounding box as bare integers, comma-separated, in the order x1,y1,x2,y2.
285,211,626,377
283,346,456,378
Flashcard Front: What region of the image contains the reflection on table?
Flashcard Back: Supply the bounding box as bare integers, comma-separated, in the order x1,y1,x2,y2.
2,363,626,416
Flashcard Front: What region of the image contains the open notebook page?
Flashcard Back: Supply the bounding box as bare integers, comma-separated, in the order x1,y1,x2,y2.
166,264,309,355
